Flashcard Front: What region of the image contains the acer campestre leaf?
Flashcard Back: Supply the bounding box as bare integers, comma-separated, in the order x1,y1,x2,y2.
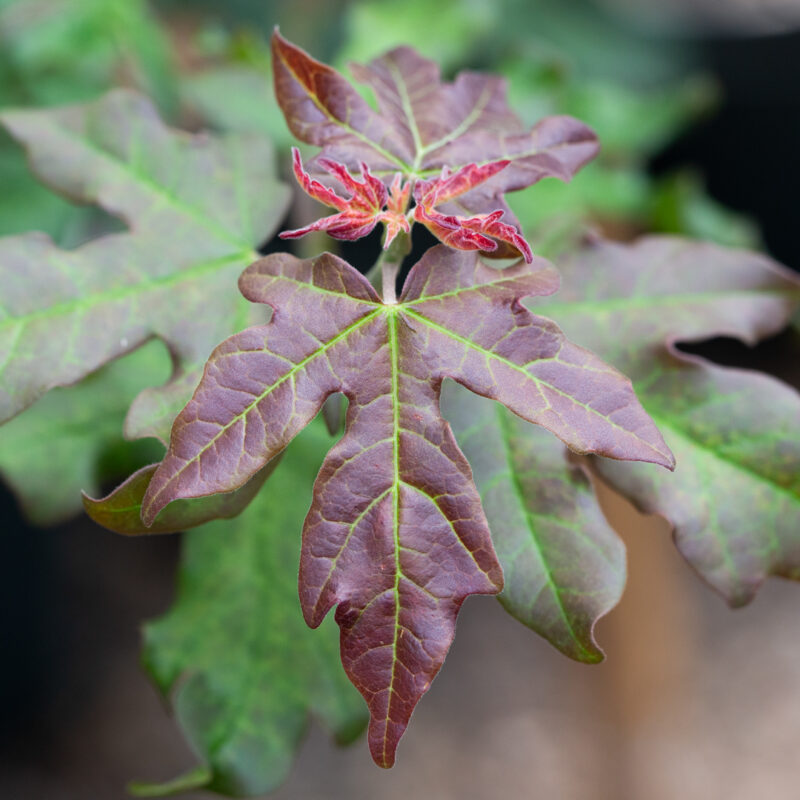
0,340,168,525
271,31,597,249
0,89,290,440
141,420,366,797
537,236,800,605
140,245,672,767
443,382,625,663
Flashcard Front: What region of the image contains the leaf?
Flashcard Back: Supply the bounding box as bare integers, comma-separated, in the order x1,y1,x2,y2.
140,245,672,766
82,457,280,536
0,339,168,525
0,89,290,440
536,236,800,605
271,31,598,221
442,382,625,662
141,419,367,797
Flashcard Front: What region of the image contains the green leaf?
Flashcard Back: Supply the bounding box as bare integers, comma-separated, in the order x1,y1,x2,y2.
141,419,367,797
181,66,292,145
0,339,168,525
539,236,800,605
0,89,290,441
443,382,625,663
0,0,177,110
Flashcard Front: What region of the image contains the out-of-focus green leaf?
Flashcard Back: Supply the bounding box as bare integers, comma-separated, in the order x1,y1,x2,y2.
538,236,800,606
0,0,177,110
181,66,291,146
141,419,367,797
443,382,625,663
651,170,761,250
0,89,290,441
339,0,494,69
0,339,169,525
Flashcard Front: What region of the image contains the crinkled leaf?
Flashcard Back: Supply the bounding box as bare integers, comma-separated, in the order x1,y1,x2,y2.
0,89,290,441
271,31,598,222
538,236,800,605
141,420,366,797
443,382,625,662
0,339,168,525
141,245,672,766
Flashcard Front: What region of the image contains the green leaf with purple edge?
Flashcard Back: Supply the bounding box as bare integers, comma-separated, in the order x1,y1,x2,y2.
140,245,672,767
0,89,290,442
82,455,281,536
536,235,800,605
139,419,367,797
443,382,625,663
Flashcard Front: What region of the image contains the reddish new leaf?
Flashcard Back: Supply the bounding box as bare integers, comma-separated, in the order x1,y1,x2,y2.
272,32,597,254
279,148,410,244
140,246,671,767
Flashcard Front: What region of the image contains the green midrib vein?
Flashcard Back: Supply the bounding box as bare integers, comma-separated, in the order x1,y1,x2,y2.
385,309,402,765
4,114,260,251
0,251,255,331
278,52,412,174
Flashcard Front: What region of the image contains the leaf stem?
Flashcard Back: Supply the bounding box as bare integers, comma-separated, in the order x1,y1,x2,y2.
369,229,411,304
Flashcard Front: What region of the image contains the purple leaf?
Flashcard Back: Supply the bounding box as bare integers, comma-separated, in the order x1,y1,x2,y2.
142,245,671,766
271,32,598,256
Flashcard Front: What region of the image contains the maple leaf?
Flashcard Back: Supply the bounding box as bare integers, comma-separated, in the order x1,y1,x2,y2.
279,147,410,245
139,245,673,767
413,161,534,261
0,89,290,442
529,236,800,606
271,31,597,254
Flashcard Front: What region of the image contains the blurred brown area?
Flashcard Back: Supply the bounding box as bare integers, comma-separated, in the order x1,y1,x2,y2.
2,481,800,800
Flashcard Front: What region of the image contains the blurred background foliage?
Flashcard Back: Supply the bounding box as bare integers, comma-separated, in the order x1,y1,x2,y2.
0,0,763,255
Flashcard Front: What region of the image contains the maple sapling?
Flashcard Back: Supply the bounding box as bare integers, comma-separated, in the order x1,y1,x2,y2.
3,20,799,795
135,31,677,768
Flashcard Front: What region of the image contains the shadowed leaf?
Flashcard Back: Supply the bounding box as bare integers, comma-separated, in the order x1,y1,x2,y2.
0,340,168,525
83,456,281,536
141,245,671,766
0,89,290,441
538,236,800,605
443,383,625,662
142,420,366,797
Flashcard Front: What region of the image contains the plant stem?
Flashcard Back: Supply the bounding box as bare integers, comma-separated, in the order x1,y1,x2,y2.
368,231,411,304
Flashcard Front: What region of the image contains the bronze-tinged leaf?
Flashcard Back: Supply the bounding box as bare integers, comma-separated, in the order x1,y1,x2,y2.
0,89,290,441
271,32,598,223
443,383,625,663
141,245,672,767
537,236,800,605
